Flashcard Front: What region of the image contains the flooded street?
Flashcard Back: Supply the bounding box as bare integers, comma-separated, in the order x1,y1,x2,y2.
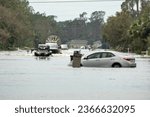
0,51,150,100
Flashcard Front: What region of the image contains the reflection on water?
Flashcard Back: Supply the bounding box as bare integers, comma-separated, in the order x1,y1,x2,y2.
0,54,150,100
35,56,50,60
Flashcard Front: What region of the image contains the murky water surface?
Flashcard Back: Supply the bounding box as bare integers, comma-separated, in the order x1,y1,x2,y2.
0,51,150,100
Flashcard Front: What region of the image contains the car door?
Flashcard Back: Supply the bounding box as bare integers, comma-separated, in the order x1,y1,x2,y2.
82,52,101,67
99,52,115,67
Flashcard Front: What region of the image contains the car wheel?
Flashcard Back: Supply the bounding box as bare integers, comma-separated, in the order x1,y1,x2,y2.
112,63,121,68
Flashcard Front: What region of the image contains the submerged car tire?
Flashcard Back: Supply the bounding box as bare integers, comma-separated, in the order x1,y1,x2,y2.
112,63,122,68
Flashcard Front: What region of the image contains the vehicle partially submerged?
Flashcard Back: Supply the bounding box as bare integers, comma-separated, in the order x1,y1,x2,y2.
34,44,52,57
45,35,61,54
45,42,60,54
81,50,136,68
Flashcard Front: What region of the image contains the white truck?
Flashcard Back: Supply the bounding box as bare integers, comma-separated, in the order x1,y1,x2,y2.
46,35,61,53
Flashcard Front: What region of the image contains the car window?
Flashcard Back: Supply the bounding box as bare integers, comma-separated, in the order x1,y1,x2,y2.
101,52,115,58
107,52,115,57
87,52,101,59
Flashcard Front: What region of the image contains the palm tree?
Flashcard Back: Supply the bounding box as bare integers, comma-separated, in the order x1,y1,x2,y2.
121,0,147,16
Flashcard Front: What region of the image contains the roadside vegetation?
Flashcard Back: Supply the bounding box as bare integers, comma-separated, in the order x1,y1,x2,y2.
103,0,150,54
0,0,150,54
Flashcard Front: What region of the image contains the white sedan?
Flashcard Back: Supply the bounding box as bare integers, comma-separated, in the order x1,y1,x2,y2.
81,51,136,68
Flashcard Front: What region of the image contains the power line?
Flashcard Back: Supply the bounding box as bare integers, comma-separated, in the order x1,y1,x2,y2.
29,0,123,4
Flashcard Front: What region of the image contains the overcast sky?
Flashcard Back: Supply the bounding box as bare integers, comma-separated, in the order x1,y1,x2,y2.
28,0,123,21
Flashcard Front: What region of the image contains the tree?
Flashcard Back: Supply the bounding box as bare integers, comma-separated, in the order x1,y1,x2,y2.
101,0,150,53
57,11,105,45
121,0,146,17
128,1,150,53
102,11,134,51
0,0,34,49
0,1,105,50
31,13,57,45
79,12,87,21
87,11,105,44
89,11,105,23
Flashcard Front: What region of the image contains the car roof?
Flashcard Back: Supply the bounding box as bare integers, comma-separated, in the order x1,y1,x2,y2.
82,49,133,57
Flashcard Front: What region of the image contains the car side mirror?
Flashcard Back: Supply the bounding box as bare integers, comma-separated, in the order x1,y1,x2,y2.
84,57,88,60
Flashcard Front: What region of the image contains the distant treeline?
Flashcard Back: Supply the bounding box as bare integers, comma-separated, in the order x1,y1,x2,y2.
0,0,150,54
